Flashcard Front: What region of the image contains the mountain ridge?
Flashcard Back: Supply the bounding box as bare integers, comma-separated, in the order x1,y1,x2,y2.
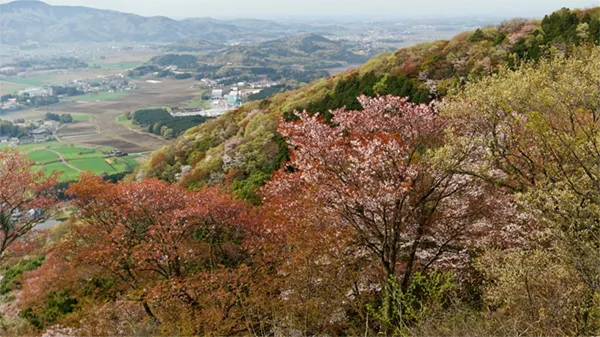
0,0,295,44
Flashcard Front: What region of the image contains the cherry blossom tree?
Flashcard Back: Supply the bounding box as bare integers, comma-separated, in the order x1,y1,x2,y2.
267,95,516,324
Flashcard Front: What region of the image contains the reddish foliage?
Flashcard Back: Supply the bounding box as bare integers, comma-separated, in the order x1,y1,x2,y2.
61,175,253,330
0,149,60,264
149,152,166,169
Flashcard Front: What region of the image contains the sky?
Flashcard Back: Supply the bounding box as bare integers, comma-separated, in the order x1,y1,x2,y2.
1,0,598,19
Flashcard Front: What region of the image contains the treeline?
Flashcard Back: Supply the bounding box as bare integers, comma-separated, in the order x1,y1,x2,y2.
0,120,28,138
132,108,212,139
20,95,59,107
247,85,288,101
150,54,198,68
295,72,432,122
45,113,72,123
127,65,161,77
50,86,84,96
1,93,59,107
8,57,88,70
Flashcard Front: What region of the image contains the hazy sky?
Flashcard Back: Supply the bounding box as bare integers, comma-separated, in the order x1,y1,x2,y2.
1,0,598,19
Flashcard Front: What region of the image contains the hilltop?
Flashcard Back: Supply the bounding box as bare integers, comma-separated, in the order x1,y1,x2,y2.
197,33,372,67
163,39,224,52
0,1,293,44
137,6,600,203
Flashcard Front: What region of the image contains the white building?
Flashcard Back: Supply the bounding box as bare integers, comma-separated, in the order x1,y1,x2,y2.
211,89,224,99
18,87,50,97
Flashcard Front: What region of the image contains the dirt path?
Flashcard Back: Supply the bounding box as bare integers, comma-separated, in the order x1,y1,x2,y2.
47,148,83,172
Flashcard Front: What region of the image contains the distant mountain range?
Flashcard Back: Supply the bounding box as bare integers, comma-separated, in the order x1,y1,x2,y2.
0,0,304,45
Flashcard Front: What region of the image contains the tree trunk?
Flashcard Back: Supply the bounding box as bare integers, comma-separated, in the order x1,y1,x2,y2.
143,301,160,324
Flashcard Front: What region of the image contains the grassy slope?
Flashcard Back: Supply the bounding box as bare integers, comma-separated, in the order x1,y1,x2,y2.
138,7,600,202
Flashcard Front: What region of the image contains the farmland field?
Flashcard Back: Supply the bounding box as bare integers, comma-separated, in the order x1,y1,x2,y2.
2,77,198,154
1,74,61,86
71,114,91,121
70,157,116,174
9,141,141,181
28,149,60,164
89,61,141,70
0,81,27,94
52,146,101,159
34,162,80,181
74,92,130,101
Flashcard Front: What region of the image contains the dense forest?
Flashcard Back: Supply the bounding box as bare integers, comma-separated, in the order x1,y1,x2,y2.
131,108,212,139
0,6,599,337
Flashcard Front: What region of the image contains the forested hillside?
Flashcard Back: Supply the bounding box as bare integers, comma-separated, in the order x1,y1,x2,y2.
2,44,598,336
138,7,600,202
1,6,600,337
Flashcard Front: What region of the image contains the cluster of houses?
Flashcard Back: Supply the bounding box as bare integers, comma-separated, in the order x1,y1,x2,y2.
4,120,58,145
0,136,20,146
67,75,136,95
18,87,52,97
210,87,243,105
0,66,18,75
0,97,19,112
209,81,279,107
2,75,136,111
28,125,56,143
0,120,59,147
102,149,129,157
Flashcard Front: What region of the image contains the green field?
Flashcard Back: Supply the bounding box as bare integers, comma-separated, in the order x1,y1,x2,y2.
117,115,134,128
74,92,130,101
1,74,61,87
187,100,210,108
35,162,80,181
70,157,116,174
52,146,99,159
71,114,90,121
7,141,140,181
28,149,60,164
89,61,141,70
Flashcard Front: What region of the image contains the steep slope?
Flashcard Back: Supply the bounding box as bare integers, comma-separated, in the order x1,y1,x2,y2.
138,7,600,203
